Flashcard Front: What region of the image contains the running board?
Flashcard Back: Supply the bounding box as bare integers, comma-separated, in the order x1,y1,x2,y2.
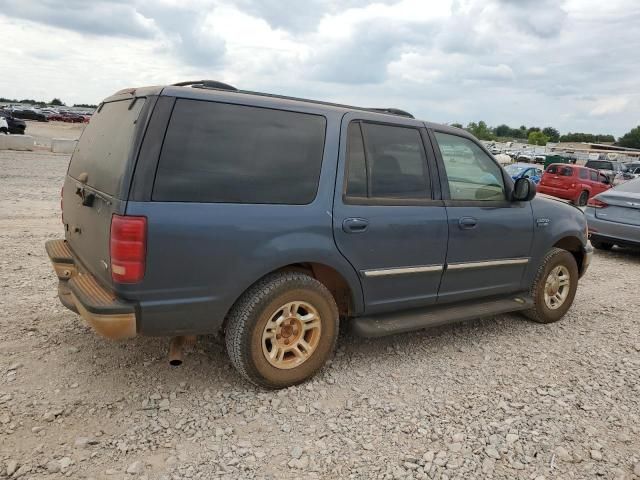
352,294,533,338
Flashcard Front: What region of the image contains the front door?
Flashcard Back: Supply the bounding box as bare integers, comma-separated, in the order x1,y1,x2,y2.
333,114,448,314
430,130,534,303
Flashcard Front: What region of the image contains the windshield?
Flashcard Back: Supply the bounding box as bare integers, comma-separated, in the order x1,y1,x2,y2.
68,98,145,197
505,165,527,175
615,178,640,193
586,161,613,170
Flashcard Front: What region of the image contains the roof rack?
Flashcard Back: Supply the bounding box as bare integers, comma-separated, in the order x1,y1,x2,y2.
172,80,414,118
367,108,414,119
172,80,238,91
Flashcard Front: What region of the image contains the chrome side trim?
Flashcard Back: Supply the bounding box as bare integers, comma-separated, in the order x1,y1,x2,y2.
447,258,530,271
362,265,444,277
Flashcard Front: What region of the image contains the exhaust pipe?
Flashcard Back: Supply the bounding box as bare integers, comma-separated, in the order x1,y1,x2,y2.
168,336,196,366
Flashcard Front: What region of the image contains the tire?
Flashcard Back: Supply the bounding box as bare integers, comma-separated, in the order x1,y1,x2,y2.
523,248,579,324
0,128,7,134
576,191,589,207
225,271,339,389
591,240,613,250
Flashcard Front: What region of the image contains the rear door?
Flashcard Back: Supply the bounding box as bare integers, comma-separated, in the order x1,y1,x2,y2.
63,96,152,287
332,113,448,314
430,130,534,303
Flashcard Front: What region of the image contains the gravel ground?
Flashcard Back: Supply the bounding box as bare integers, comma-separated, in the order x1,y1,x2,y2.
1,144,639,480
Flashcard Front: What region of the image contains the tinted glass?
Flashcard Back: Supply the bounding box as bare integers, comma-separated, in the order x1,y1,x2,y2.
586,160,613,170
579,169,589,179
547,165,573,176
153,100,326,204
345,123,367,197
590,171,598,181
344,122,430,200
434,132,506,201
68,98,145,196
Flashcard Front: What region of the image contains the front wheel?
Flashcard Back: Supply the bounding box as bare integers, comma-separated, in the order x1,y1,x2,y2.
225,272,339,389
523,248,579,324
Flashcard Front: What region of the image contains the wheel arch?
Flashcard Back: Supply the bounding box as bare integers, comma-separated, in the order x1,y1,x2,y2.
221,260,364,333
553,236,585,275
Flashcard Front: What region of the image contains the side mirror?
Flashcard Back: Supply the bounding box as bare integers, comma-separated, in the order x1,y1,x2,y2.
513,177,536,202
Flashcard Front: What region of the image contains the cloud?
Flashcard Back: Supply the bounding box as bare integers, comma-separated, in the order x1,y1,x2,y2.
0,0,639,136
0,0,156,38
589,97,630,116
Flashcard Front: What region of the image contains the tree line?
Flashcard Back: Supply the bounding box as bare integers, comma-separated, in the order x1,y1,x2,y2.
0,97,97,109
451,121,638,148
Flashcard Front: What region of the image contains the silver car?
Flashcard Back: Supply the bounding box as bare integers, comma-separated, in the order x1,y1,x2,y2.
585,178,640,250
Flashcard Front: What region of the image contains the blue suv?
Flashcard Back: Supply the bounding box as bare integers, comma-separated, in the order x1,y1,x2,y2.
46,81,592,388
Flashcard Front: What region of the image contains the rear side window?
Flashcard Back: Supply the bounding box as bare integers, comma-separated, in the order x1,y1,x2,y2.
344,122,430,200
547,165,573,176
153,100,326,204
579,169,589,180
590,171,598,181
68,98,145,196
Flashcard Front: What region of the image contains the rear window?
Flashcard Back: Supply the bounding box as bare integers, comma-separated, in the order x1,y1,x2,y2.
153,99,326,204
546,165,573,176
586,160,613,170
68,98,145,196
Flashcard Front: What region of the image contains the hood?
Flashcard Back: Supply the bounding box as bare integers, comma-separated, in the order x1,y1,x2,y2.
535,193,584,213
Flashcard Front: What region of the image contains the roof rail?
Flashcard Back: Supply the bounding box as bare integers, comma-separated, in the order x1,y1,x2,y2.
170,82,414,119
172,80,238,91
366,108,414,119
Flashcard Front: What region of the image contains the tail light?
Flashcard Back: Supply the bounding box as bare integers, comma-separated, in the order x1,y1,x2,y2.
587,198,608,209
110,215,147,283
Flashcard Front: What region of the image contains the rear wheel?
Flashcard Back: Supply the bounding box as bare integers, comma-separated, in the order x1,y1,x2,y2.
576,191,589,206
523,248,578,324
591,240,613,250
225,272,339,389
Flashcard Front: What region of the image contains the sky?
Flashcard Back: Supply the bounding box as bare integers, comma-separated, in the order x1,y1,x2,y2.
0,0,638,136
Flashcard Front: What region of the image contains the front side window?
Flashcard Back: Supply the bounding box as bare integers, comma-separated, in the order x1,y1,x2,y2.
344,121,430,200
153,99,326,204
434,132,506,201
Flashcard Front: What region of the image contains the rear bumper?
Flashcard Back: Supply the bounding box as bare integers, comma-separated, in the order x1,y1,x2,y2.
585,209,640,247
45,239,137,339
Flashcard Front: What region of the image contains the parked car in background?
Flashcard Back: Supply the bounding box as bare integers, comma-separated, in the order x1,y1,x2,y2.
12,109,48,122
624,162,640,177
45,81,593,388
586,178,640,250
538,163,611,206
0,110,26,134
504,163,543,184
584,159,631,185
0,115,8,134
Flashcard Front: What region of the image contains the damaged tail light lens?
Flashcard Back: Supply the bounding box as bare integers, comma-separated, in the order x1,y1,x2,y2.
110,214,147,283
